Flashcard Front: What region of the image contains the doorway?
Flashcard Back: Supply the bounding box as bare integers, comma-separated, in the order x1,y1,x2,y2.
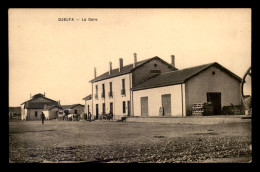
110,102,113,114
162,94,171,116
141,97,148,116
127,101,131,116
207,92,221,115
102,103,106,115
96,104,99,119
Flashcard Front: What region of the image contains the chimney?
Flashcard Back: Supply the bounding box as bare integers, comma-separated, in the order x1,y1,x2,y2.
119,58,123,72
171,55,175,67
30,93,32,99
94,67,97,79
133,53,137,68
109,62,112,75
58,100,60,106
44,92,45,97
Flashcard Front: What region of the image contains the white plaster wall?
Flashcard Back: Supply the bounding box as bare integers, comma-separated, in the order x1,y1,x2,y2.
21,105,25,120
185,66,241,115
27,109,45,120
84,100,92,114
49,108,61,119
92,73,131,120
133,84,185,117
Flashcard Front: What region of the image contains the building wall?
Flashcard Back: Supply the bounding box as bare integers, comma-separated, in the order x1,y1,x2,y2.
185,66,241,115
133,84,185,117
71,105,84,115
132,58,174,87
84,100,92,114
45,107,62,120
26,109,45,120
92,73,131,120
21,104,25,120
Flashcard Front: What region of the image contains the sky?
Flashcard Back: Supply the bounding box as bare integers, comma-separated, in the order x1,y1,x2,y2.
9,8,251,107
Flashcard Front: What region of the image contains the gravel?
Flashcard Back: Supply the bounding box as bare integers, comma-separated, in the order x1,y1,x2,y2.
9,136,251,163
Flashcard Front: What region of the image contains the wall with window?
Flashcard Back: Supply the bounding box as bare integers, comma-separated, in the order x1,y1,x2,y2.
26,109,45,120
133,84,185,117
71,105,85,115
132,58,175,87
92,73,131,120
185,65,241,115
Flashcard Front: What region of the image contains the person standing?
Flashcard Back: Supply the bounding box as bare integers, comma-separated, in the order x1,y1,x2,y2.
88,112,92,122
40,112,45,124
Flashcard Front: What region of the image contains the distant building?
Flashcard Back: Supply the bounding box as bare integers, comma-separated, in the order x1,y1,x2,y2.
83,95,92,115
20,93,61,120
61,104,85,116
9,107,21,120
86,54,242,119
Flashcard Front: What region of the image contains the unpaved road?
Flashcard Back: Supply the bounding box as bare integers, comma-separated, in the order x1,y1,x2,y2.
9,120,252,163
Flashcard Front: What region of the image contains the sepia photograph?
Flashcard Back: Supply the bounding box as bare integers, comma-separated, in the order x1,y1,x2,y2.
8,8,252,163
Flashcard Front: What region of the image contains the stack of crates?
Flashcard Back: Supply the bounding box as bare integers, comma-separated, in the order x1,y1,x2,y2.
192,103,204,116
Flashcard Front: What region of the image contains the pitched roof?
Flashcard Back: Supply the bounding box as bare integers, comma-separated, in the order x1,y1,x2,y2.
132,62,242,91
61,104,84,110
82,94,92,100
25,101,58,109
46,105,63,110
90,56,178,83
21,96,57,105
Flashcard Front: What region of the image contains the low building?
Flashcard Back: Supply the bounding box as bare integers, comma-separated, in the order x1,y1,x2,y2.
42,105,63,120
132,62,242,116
61,104,85,118
9,107,21,120
20,93,60,120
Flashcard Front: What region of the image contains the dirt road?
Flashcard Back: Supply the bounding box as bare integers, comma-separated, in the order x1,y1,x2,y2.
9,120,252,163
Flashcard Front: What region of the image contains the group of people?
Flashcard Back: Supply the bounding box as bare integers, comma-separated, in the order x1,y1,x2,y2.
39,111,113,124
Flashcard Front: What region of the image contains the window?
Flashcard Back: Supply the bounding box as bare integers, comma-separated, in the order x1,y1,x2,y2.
74,110,77,114
122,79,125,90
123,101,126,113
121,79,126,95
95,85,98,98
102,84,105,98
151,70,161,73
35,111,38,117
109,82,113,97
110,82,112,92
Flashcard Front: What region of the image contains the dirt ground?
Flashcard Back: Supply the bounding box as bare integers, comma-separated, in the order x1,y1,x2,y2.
9,120,252,163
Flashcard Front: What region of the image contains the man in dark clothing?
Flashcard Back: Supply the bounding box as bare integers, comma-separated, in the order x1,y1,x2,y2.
40,112,45,124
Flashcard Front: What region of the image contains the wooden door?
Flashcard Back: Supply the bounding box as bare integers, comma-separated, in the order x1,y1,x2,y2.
110,102,113,114
96,104,99,119
162,94,171,116
102,103,105,115
207,92,221,115
141,97,148,116
127,101,131,116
